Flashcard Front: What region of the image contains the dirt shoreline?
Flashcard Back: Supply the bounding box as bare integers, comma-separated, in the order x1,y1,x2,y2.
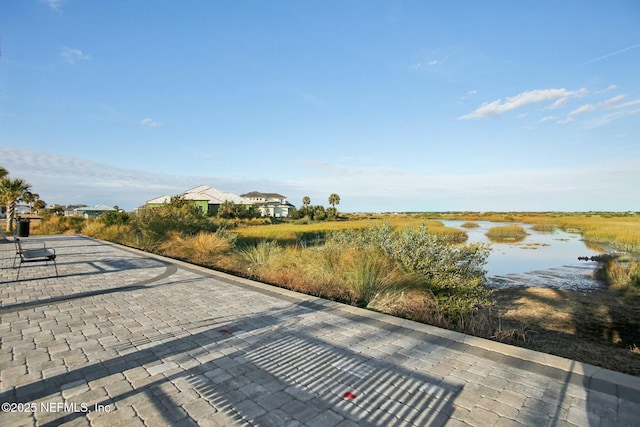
491,286,640,376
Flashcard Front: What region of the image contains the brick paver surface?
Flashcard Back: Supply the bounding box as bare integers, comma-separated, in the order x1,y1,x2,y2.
1,235,639,426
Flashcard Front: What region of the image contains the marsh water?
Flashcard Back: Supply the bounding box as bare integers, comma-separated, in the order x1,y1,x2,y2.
441,220,607,291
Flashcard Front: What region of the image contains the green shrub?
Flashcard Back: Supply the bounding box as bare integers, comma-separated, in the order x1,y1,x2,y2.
101,210,130,226
240,240,281,266
129,200,217,250
326,222,491,315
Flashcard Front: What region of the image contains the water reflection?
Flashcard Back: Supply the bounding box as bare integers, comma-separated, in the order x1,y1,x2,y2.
441,220,606,291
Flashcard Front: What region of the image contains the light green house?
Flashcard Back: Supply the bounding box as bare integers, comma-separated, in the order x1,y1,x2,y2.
73,204,117,218
145,185,250,216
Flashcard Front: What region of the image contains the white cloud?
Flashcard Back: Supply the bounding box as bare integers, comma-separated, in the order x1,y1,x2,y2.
41,0,63,11
459,88,587,120
2,146,638,212
603,94,640,110
295,159,640,211
0,146,290,210
409,56,443,72
140,118,163,127
604,94,626,106
545,97,568,110
539,116,557,123
61,47,91,64
568,104,596,116
585,107,640,128
0,147,183,208
612,100,640,109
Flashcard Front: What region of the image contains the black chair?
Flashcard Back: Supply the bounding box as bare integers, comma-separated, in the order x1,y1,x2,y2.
13,238,58,280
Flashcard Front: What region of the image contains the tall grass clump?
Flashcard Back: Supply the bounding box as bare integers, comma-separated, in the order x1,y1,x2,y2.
486,225,528,242
461,221,480,228
159,230,234,266
240,240,282,268
598,258,640,292
344,249,398,307
530,223,556,232
34,215,88,235
81,220,105,238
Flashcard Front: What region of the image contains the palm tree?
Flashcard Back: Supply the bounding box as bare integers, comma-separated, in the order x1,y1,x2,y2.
1,177,32,232
302,196,311,207
328,193,340,209
33,199,47,214
22,191,39,214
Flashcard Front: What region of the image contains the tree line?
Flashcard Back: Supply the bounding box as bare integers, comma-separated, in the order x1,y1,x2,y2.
292,193,341,221
0,166,46,232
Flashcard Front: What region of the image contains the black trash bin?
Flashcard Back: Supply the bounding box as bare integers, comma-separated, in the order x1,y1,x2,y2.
17,218,30,237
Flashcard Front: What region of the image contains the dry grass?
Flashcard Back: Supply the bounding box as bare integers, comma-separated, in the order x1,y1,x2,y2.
485,225,528,242
370,288,495,337
530,223,556,232
233,216,468,245
159,231,232,266
461,221,480,228
598,259,640,291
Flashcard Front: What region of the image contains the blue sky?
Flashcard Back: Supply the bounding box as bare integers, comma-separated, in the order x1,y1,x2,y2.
1,0,639,212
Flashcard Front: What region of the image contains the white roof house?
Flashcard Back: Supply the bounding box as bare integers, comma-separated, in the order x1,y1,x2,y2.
73,204,116,218
240,191,295,218
184,185,250,205
145,185,250,216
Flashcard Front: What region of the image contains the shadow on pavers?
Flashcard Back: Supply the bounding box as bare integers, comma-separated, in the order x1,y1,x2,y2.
1,300,463,426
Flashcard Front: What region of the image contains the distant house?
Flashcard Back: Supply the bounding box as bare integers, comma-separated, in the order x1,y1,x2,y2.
73,204,117,219
146,185,251,216
1,204,31,217
241,191,295,218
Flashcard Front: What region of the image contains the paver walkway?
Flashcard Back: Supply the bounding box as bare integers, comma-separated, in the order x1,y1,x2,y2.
1,235,639,426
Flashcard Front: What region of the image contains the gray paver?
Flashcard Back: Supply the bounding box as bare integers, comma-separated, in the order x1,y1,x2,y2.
1,235,640,426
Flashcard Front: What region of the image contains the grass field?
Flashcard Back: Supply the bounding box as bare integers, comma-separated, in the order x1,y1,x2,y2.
233,215,468,245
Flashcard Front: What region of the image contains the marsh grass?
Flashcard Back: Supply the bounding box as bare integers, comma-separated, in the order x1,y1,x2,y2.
233,216,469,246
370,289,496,336
159,231,232,266
597,258,640,291
345,249,398,307
530,223,556,232
32,215,87,235
239,239,281,266
485,225,528,242
442,212,640,252
461,221,480,228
